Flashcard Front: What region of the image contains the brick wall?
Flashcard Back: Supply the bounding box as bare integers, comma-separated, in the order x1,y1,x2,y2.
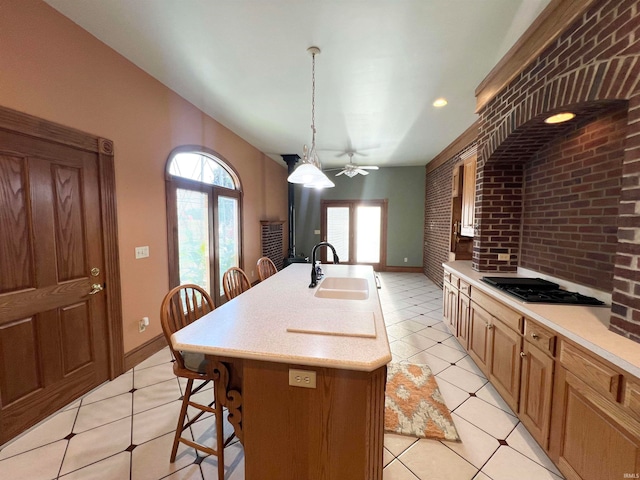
424,0,640,342
260,221,284,271
521,108,626,291
423,143,477,286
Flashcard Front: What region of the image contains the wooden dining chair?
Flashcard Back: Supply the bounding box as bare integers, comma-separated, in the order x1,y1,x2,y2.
222,267,251,301
256,256,278,282
160,284,235,478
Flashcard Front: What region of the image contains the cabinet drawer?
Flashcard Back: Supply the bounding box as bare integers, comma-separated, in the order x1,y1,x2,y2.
524,319,556,356
559,341,622,403
449,274,460,288
459,279,471,297
624,379,640,421
471,288,522,333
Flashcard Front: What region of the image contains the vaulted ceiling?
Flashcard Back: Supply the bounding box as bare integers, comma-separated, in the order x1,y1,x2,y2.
44,0,550,169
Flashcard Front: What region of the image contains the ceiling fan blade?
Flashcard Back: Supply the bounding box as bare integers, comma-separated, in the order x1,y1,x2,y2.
355,169,369,176
360,166,379,170
335,170,346,176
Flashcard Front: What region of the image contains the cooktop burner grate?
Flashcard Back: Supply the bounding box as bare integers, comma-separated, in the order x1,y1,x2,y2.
480,277,605,306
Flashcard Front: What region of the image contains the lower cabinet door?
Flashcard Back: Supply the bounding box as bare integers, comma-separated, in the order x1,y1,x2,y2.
457,293,470,350
488,318,522,413
443,281,458,336
519,342,554,449
468,302,491,375
550,367,640,480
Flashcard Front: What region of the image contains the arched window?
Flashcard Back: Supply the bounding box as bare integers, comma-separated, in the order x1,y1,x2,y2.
166,146,242,305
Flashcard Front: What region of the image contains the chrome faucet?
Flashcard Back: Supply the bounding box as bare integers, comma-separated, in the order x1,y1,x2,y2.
309,242,340,288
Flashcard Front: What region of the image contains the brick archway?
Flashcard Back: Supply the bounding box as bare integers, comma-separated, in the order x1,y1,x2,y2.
473,0,640,342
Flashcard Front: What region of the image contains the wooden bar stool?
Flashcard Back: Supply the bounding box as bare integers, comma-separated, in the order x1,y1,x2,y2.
160,284,236,478
222,267,251,301
256,256,277,282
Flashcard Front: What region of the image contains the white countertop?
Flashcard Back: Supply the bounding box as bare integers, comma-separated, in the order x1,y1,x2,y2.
171,263,391,372
444,261,640,378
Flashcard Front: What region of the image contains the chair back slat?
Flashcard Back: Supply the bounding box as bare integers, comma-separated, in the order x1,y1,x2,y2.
222,267,251,301
160,284,215,369
257,256,278,282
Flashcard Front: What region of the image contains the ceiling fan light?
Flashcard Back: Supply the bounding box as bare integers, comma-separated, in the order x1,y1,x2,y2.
344,170,358,178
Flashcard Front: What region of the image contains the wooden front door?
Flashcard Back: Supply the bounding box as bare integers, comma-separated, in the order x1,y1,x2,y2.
0,120,115,444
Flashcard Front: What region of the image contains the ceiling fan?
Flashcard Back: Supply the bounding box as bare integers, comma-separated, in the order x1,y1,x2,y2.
325,152,379,178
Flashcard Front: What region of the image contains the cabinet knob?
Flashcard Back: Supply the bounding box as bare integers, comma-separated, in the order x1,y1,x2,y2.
531,333,539,339
486,323,493,330
520,351,526,358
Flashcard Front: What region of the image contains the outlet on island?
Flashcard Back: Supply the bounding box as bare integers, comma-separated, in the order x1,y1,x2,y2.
288,368,317,388
138,316,149,333
498,253,510,261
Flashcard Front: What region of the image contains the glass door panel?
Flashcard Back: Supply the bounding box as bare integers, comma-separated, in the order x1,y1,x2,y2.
176,188,211,292
217,195,240,296
356,206,381,263
326,207,350,262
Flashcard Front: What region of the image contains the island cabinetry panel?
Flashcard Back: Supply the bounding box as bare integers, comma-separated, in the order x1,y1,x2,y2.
241,359,386,480
550,341,640,480
519,318,556,449
468,300,491,374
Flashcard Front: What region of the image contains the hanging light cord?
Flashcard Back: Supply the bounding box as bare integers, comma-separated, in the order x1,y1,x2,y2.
310,50,316,148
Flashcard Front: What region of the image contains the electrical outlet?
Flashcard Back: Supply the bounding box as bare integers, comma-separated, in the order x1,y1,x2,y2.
498,253,510,261
404,257,408,263
135,246,149,259
288,369,316,388
138,317,149,333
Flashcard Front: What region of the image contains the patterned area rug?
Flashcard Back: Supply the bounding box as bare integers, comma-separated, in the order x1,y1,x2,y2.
385,362,460,441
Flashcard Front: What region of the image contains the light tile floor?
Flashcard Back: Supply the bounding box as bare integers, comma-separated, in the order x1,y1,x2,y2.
0,272,564,480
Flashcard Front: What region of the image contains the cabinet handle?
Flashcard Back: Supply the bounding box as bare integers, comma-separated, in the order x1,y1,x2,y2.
486,323,493,330
520,352,526,358
531,333,539,339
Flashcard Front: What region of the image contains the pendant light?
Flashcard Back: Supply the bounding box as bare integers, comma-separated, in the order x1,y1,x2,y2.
287,46,334,188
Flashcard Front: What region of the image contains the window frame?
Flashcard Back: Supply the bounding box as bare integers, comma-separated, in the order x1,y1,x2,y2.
165,146,243,305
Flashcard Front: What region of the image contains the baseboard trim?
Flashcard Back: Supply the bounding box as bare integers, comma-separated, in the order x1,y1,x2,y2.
124,334,168,372
382,266,424,273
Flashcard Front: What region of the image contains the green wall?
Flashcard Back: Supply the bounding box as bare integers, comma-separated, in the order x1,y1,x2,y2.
293,166,425,267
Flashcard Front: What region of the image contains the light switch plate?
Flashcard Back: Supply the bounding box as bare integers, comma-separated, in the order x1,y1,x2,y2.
135,246,150,259
498,253,509,261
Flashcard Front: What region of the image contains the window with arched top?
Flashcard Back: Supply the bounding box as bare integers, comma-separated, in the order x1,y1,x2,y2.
165,147,243,305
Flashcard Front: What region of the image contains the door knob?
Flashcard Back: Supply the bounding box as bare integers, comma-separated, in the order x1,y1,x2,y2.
89,283,104,295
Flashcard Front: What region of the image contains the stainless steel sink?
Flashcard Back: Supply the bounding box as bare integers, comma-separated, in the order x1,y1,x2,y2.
314,277,369,300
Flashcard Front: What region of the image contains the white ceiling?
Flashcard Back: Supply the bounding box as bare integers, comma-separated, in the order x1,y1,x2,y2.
44,0,550,169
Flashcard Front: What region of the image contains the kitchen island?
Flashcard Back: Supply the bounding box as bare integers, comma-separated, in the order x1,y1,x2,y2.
171,263,391,480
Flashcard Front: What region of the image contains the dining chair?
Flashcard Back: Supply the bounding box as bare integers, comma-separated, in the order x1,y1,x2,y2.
160,284,235,479
222,267,251,301
256,256,278,282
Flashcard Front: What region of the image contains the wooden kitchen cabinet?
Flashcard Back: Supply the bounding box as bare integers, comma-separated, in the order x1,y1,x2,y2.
487,317,523,412
459,154,476,237
550,341,640,480
443,278,459,336
519,340,554,448
468,300,491,374
457,288,471,349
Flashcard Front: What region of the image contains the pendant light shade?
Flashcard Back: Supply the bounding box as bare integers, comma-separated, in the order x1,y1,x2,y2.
287,46,334,188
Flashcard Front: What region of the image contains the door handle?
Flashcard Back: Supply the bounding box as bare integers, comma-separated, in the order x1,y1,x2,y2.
89,283,104,295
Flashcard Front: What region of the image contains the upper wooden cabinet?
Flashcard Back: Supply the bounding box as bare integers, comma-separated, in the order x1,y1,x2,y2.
449,153,476,260
460,155,477,237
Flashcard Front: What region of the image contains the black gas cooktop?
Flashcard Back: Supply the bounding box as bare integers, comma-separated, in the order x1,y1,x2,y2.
481,277,605,305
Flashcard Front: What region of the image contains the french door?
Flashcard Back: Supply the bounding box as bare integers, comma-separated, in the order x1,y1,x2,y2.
320,200,387,271
168,179,241,306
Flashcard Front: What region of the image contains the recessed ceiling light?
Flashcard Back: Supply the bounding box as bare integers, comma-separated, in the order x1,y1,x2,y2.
544,112,576,124
433,98,448,108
